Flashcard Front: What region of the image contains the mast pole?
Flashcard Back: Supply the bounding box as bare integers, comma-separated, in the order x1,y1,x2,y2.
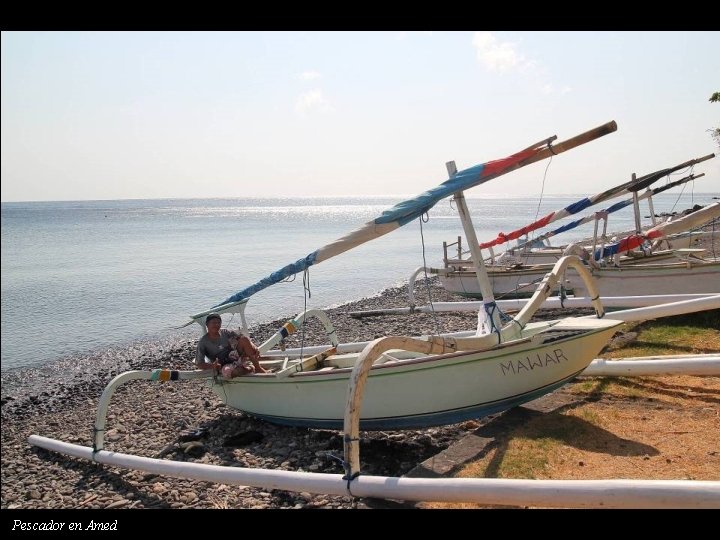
631,173,642,233
447,161,501,333
646,189,658,227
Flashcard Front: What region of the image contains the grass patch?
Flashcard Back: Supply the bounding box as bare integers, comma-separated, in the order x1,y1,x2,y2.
575,407,603,425
497,437,554,478
459,407,607,481
571,376,653,400
603,309,720,359
460,437,556,480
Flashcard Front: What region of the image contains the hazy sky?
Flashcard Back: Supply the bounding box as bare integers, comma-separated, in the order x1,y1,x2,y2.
2,31,719,202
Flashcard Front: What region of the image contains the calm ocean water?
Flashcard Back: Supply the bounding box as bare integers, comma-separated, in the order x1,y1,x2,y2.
2,193,716,372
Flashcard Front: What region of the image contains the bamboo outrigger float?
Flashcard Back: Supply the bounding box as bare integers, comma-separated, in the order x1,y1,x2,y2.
29,120,720,507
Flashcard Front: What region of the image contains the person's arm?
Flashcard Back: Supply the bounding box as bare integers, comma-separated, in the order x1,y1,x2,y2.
195,342,219,371
197,359,219,371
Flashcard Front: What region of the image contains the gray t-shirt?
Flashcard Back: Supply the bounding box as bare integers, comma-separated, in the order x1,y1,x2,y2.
195,329,235,366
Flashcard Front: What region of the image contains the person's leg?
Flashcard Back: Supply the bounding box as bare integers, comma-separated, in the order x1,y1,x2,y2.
221,364,236,379
249,358,267,373
238,336,266,373
233,363,252,377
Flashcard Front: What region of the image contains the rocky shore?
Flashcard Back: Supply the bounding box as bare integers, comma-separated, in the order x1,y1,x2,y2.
0,278,524,510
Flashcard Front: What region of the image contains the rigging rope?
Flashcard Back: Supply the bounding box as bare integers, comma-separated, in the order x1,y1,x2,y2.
710,216,718,260
483,301,518,344
300,268,311,364
419,212,441,335
670,165,694,213
521,153,554,266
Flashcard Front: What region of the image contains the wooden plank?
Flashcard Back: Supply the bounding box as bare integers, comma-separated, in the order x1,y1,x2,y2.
275,347,337,379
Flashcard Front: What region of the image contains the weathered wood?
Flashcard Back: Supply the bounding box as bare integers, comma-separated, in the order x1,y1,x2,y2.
467,121,618,191
275,346,337,379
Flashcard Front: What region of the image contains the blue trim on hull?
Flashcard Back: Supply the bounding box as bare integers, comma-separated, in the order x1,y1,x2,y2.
243,371,583,431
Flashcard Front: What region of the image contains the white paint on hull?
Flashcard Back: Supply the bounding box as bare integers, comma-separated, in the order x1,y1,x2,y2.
213,322,620,428
569,262,720,297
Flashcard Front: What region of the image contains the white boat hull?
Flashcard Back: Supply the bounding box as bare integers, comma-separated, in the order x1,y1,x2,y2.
211,319,620,430
440,266,555,298
503,231,704,266
440,249,705,299
568,261,720,297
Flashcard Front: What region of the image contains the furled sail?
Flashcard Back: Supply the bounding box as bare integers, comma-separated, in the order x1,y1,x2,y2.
515,172,706,252
593,202,720,259
479,153,714,251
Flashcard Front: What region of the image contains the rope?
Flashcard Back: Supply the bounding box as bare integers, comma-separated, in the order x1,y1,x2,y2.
527,154,553,256
691,176,695,206
325,452,349,472
483,298,525,341
419,213,440,335
589,294,604,319
300,268,311,366
670,182,688,214
92,427,106,453
669,165,693,214
712,217,718,260
214,366,231,403
341,434,361,496
483,301,503,344
303,267,311,299
495,274,545,301
343,471,360,497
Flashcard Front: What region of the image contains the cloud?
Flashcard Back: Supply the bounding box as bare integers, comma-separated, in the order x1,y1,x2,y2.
472,32,527,72
295,89,334,116
300,71,321,81
472,32,572,96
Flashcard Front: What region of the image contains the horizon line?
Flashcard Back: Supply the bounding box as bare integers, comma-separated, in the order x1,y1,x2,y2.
3,192,720,205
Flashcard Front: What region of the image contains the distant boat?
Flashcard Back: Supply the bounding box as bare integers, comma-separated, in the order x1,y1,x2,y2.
566,204,720,298
433,155,715,299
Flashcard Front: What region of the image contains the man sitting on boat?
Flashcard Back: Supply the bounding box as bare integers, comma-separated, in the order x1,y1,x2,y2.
195,313,267,378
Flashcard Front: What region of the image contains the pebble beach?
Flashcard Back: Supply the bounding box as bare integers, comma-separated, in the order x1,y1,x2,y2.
0,279,507,510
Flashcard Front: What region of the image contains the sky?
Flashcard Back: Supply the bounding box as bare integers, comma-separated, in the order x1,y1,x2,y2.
1,31,719,202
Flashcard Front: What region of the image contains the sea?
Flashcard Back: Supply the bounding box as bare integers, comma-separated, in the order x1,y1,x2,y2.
2,192,717,374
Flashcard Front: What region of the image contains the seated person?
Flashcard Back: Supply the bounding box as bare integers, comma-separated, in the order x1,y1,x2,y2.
195,313,267,377
222,332,267,378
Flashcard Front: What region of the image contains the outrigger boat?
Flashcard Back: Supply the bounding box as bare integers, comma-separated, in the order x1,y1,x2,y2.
565,203,720,298
169,120,625,430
